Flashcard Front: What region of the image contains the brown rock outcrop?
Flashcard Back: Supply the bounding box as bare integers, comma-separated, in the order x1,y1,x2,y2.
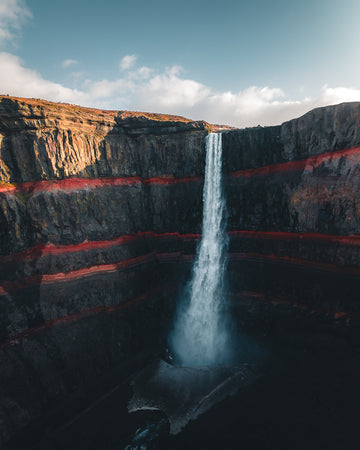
0,96,210,183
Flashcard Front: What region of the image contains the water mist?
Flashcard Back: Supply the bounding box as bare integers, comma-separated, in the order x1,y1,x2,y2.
170,132,232,367
128,134,263,437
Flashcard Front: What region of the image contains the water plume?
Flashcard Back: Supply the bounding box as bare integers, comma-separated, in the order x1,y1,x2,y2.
170,132,232,366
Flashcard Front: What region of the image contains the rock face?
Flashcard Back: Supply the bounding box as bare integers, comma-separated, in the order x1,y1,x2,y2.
1,96,360,446
0,96,207,446
223,102,360,331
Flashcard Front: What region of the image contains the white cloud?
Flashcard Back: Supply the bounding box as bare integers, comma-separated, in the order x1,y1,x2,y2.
128,66,153,80
1,1,360,127
317,84,360,105
84,77,133,99
0,52,86,103
119,54,137,71
2,51,360,127
61,59,78,69
203,87,312,127
0,0,31,45
136,66,211,109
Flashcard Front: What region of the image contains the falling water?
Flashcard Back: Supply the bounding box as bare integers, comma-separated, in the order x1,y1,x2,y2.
170,132,232,367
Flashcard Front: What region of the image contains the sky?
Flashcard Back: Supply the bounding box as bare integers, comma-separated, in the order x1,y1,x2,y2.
1,0,360,127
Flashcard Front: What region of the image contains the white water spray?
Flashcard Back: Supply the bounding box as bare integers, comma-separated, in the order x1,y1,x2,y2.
170,132,232,367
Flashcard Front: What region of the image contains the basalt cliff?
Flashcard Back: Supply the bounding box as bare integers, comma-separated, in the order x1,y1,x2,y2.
1,96,360,447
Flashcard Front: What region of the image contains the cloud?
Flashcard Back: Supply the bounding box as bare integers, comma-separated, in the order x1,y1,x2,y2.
203,87,312,127
0,52,86,103
2,51,360,127
0,0,31,45
128,66,153,80
119,54,137,71
61,59,78,69
70,71,84,79
317,85,360,105
135,66,211,109
84,77,133,99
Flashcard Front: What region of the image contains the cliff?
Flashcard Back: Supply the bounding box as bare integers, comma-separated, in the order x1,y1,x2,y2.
0,96,209,446
223,102,360,330
1,96,360,447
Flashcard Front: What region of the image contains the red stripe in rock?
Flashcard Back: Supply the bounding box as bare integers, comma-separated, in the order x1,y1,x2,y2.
230,146,360,178
0,232,201,263
0,175,203,194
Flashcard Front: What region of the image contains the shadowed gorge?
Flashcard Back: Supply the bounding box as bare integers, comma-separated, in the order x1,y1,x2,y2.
1,97,360,448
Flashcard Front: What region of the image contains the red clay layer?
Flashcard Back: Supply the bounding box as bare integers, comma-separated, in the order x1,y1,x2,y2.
0,175,203,194
0,291,150,349
228,230,360,245
0,252,195,295
2,230,360,265
0,232,201,263
234,290,350,320
230,146,360,178
0,253,156,294
229,252,360,275
0,283,349,350
1,146,360,194
1,249,359,296
1,229,360,293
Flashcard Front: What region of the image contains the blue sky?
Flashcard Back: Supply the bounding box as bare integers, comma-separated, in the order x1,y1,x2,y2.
1,0,360,126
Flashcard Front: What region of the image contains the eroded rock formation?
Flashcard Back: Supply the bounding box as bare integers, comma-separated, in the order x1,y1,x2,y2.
223,102,360,331
0,96,208,446
1,96,360,446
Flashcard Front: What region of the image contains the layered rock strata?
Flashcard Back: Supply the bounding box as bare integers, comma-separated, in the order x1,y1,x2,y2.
223,102,360,329
0,96,207,446
1,97,360,446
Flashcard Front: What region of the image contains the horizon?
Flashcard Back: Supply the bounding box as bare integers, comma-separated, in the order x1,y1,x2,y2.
1,0,360,127
2,94,358,129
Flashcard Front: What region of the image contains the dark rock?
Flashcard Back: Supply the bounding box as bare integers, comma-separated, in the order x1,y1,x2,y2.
1,96,360,447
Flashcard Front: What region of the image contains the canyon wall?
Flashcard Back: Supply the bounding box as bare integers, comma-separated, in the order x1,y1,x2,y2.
1,96,360,445
223,102,360,332
0,96,207,446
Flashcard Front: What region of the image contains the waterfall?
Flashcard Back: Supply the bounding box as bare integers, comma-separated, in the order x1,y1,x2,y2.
170,132,232,367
